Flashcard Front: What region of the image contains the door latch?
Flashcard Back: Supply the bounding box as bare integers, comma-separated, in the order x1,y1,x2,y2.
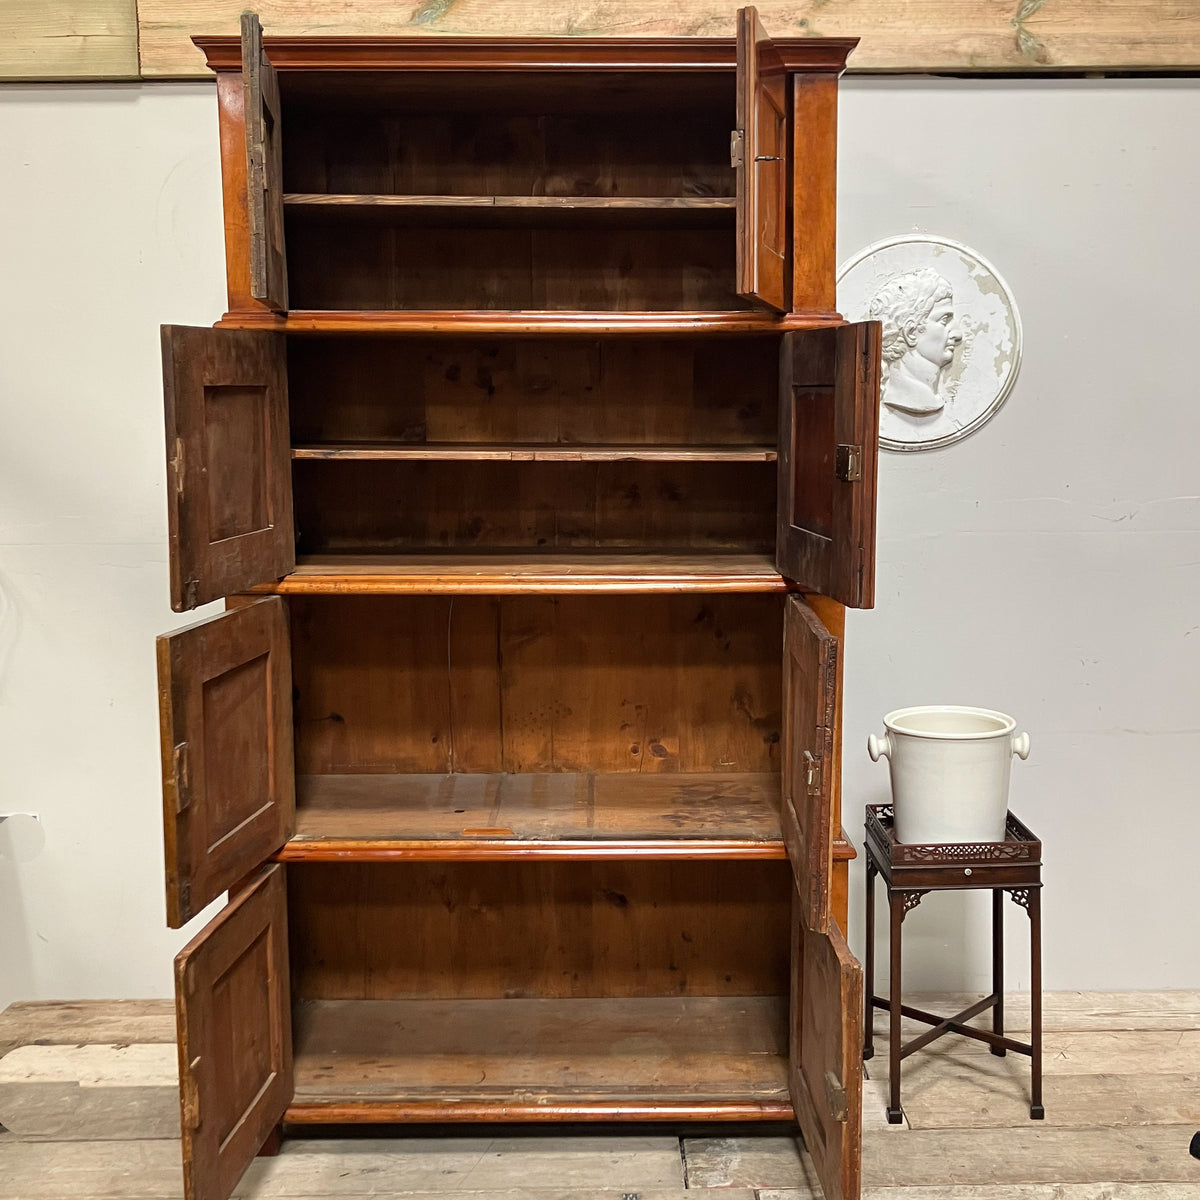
825,1069,848,1121
835,443,863,482
804,749,821,792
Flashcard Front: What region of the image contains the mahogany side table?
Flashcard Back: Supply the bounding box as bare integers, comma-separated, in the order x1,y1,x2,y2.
862,803,1043,1124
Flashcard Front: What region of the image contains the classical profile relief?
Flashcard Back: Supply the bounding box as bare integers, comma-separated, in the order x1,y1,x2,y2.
839,238,1022,451
871,268,961,416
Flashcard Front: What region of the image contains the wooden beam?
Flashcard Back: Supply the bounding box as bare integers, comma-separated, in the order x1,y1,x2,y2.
0,0,138,80
135,1,1200,79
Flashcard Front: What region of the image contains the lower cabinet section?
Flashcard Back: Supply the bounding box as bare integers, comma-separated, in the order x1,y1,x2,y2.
289,994,792,1122
174,860,862,1200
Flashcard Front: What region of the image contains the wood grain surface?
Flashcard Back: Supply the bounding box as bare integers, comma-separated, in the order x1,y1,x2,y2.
284,770,785,859
0,1,137,80
8,2,1199,82
287,593,784,775
288,995,790,1120
131,2,1200,79
287,859,792,1000
252,551,787,594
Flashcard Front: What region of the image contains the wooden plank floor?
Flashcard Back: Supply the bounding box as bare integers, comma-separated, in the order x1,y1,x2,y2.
1,993,1199,1198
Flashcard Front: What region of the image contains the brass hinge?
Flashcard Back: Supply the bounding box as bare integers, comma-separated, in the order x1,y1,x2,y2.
825,1070,848,1122
172,743,192,814
835,444,863,482
730,129,745,168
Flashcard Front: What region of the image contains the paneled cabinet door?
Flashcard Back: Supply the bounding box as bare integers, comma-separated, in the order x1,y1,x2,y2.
242,12,288,310
162,325,293,612
791,895,864,1200
776,322,881,609
781,596,838,934
158,597,295,928
176,864,293,1200
735,6,789,312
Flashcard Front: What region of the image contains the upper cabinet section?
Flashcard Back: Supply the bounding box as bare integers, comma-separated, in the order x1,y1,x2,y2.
198,13,856,323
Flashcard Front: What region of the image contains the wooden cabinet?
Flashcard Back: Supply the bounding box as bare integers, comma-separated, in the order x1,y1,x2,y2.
157,12,880,1200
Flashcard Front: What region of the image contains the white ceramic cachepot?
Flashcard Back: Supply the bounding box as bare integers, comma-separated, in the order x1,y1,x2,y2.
867,706,1030,844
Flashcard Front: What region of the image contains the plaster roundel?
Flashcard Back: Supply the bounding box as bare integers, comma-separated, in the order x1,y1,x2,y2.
838,237,1022,452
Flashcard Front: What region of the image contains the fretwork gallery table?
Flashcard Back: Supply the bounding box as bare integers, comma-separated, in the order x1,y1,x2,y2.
862,803,1044,1124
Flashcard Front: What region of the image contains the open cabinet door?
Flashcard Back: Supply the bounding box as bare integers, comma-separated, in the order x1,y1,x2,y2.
158,597,295,929
791,895,864,1200
777,322,881,608
162,325,293,612
782,596,838,934
735,6,789,312
176,864,292,1200
242,12,288,310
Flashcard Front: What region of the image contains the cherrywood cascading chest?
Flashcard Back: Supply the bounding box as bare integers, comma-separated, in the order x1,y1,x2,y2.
155,12,881,1200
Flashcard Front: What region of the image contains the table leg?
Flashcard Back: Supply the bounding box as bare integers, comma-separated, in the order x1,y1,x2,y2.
1030,886,1044,1119
991,887,1006,1056
887,889,904,1124
864,861,876,1061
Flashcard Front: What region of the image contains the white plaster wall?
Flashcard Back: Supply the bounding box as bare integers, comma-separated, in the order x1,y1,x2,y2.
838,79,1200,992
0,79,1196,1007
0,85,227,1009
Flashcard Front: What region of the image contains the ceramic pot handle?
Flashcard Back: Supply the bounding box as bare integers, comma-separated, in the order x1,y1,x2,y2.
867,733,892,762
1011,731,1031,760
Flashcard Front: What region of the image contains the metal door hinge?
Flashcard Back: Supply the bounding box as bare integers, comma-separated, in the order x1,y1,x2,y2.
825,1069,848,1122
835,444,863,482
730,129,745,167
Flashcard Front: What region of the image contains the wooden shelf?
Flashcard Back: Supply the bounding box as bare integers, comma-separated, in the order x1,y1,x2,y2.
250,552,788,595
287,995,791,1123
292,442,778,463
284,194,737,228
217,310,842,336
286,194,736,210
279,772,784,861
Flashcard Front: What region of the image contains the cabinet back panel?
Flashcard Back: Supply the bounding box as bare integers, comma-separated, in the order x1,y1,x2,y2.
285,222,745,311
288,860,790,1000
281,72,734,199
289,594,782,774
288,336,779,446
292,459,774,553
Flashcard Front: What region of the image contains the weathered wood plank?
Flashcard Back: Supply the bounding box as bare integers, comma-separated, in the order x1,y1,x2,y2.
136,1,1200,79
0,1000,175,1062
900,1070,1200,1131
862,1126,1200,1187
0,1,138,80
764,1187,1200,1200
0,1044,179,1142
682,1134,815,1190
896,991,1200,1033
0,1138,184,1199
236,1136,686,1195
871,1027,1200,1076
0,1136,692,1198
